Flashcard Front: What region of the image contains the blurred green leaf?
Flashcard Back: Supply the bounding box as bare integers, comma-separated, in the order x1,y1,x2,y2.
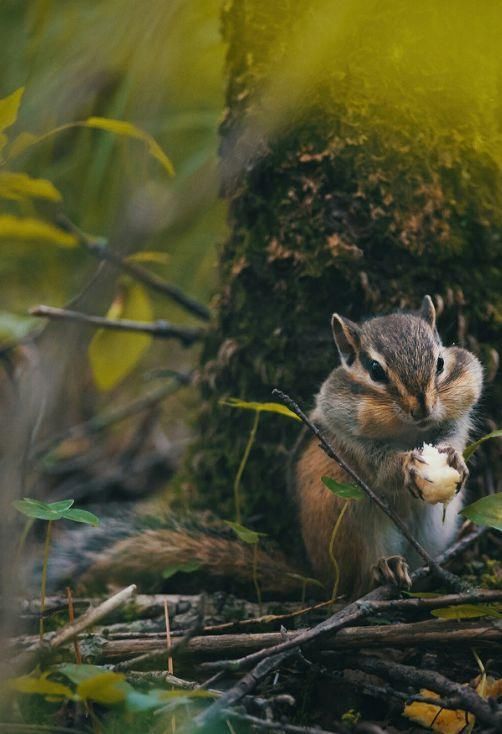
162,561,201,579
224,520,266,544
126,250,171,266
460,493,502,531
464,429,502,460
76,671,129,704
0,215,77,247
8,674,73,699
0,87,24,154
431,604,502,620
62,508,100,526
88,282,153,391
321,476,364,500
57,663,107,685
0,171,62,202
220,397,301,421
13,498,64,520
0,312,38,341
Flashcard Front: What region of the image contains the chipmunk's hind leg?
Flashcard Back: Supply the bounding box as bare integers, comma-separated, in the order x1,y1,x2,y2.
372,555,412,590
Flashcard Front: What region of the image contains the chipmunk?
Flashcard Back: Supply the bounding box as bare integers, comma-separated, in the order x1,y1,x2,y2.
48,296,483,600
296,295,483,598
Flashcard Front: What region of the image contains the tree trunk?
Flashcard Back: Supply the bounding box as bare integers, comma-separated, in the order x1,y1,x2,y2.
185,1,501,541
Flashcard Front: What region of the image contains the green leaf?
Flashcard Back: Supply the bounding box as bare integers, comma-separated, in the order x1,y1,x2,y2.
431,604,502,620
48,499,74,513
0,172,62,203
12,498,62,521
460,493,502,531
8,675,73,699
125,251,171,266
56,663,106,685
162,561,201,579
224,520,266,544
84,117,174,176
219,397,301,421
0,215,77,247
88,282,153,391
62,508,100,526
285,572,325,589
0,87,24,154
76,671,129,704
464,429,502,460
321,476,364,500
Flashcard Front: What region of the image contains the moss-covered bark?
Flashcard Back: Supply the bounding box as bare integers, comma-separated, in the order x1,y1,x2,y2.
185,1,501,541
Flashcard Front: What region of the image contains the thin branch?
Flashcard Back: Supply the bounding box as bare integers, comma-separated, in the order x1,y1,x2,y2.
272,388,465,592
57,214,211,321
225,711,348,734
30,305,203,346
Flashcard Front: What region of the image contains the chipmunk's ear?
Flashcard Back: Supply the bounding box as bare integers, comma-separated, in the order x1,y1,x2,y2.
420,295,436,330
331,314,361,366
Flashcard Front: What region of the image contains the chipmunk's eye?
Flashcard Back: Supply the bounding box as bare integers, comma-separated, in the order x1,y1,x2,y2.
436,356,444,374
369,360,387,383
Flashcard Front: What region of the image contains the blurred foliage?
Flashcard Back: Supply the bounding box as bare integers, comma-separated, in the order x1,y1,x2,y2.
0,0,226,326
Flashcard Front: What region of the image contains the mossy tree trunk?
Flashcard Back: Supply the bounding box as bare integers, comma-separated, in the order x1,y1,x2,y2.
185,1,501,541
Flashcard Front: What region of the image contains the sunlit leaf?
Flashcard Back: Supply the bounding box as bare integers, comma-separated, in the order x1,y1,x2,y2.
431,604,502,620
62,508,100,526
126,251,171,266
76,671,129,704
224,520,266,545
0,215,77,247
8,675,73,700
84,117,174,176
88,282,153,391
321,476,364,500
162,561,201,579
460,493,502,531
0,87,24,154
464,429,502,460
0,172,62,202
404,688,474,734
219,397,301,421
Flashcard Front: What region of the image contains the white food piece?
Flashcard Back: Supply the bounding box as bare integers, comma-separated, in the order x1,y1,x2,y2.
415,443,460,505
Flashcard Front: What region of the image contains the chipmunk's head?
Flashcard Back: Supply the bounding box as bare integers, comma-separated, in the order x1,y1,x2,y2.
328,296,483,439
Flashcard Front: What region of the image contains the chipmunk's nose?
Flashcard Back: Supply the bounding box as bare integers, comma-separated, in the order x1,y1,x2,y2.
411,394,430,421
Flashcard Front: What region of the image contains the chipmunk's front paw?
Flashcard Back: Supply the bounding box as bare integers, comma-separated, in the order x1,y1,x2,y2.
437,446,469,492
403,449,430,499
372,555,412,590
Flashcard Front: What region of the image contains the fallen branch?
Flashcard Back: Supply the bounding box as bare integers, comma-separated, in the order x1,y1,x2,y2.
272,388,465,593
57,214,211,322
30,305,203,346
348,654,502,730
225,710,348,734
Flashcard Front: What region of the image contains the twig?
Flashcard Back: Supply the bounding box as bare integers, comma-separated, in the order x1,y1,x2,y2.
164,598,174,675
30,305,203,346
225,710,348,734
272,388,465,592
192,527,485,729
65,587,81,664
356,587,502,613
57,214,210,321
348,654,502,730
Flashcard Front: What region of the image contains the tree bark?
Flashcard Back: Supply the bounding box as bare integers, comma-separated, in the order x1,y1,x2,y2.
185,1,501,540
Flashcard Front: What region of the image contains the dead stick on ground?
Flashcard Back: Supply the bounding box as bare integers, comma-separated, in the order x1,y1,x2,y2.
193,528,485,730
225,711,348,734
349,655,501,730
30,305,203,346
273,388,465,593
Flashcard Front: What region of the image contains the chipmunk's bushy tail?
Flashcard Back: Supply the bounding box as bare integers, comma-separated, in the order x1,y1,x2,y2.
48,510,306,597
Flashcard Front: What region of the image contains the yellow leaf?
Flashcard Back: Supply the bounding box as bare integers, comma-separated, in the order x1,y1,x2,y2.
0,87,24,150
0,215,77,247
404,689,474,734
76,671,127,704
8,675,73,700
84,117,174,176
219,397,301,421
126,251,171,266
0,171,62,202
88,282,153,391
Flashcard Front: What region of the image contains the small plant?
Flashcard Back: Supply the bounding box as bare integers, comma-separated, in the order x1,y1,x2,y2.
220,397,300,523
321,477,365,603
225,520,267,613
13,498,99,638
